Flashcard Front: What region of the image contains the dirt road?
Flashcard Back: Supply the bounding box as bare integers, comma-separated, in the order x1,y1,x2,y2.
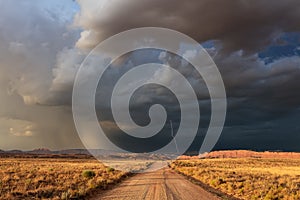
92,168,221,200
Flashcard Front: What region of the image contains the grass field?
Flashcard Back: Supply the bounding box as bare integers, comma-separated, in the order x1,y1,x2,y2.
0,158,128,199
171,158,300,200
2,156,300,200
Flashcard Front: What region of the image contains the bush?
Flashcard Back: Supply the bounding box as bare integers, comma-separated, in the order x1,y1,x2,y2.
107,167,115,173
82,170,96,179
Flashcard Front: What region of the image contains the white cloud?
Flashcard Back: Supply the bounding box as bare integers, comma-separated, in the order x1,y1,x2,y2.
0,118,36,137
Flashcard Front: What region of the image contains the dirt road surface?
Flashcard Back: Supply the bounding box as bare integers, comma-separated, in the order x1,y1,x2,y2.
92,168,221,200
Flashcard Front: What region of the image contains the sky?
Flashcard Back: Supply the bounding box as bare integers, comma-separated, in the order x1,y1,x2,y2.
0,0,300,152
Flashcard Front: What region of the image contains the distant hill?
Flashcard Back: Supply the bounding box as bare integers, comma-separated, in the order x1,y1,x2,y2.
200,150,300,159
177,150,300,160
0,148,95,159
2,149,300,160
56,149,90,155
0,148,126,158
0,148,92,155
0,148,173,160
7,150,24,154
28,148,52,154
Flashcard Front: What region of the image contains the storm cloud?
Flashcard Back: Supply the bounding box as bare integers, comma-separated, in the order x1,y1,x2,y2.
0,0,83,149
0,0,300,151
75,0,300,53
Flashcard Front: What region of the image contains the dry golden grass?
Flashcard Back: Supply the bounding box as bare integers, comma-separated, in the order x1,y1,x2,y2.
0,158,128,199
171,158,300,200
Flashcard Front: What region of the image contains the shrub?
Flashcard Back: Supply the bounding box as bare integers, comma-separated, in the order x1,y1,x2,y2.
82,170,96,179
106,167,115,173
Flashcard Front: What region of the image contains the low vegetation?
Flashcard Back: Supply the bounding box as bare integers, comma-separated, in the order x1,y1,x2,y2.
171,158,300,200
0,158,128,199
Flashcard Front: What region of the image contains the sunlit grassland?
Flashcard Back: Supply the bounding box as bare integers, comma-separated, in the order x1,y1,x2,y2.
171,158,300,200
0,158,128,199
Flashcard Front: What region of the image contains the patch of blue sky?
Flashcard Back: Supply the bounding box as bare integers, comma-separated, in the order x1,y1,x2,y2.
259,32,300,64
201,40,215,49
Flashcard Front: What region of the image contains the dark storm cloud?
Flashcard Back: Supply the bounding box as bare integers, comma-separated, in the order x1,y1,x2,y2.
1,0,300,151
72,0,300,128
44,0,300,151
75,0,300,53
214,53,300,112
50,0,300,113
